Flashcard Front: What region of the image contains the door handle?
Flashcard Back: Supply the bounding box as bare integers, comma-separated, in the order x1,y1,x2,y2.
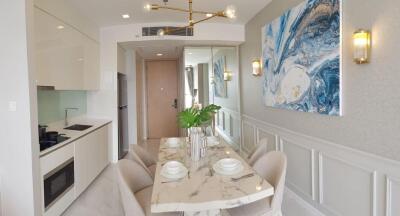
172,99,178,109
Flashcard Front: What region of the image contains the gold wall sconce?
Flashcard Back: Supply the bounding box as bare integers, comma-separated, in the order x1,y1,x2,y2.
252,59,262,76
353,29,371,64
224,71,232,81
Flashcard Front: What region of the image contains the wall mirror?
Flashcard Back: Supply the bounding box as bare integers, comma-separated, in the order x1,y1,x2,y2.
184,46,241,151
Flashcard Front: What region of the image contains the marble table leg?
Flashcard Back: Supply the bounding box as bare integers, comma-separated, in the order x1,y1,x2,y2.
184,209,221,216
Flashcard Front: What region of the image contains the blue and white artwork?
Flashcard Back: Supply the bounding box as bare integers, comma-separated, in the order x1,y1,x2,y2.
214,56,227,98
262,0,341,115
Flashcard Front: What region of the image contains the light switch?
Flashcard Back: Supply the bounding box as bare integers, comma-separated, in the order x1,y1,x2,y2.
8,101,17,112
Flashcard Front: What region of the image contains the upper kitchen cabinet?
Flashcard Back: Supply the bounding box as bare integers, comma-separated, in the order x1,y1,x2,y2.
34,8,100,90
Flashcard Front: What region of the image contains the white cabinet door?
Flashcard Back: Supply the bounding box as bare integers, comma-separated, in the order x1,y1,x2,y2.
74,124,109,196
74,135,88,196
34,8,99,90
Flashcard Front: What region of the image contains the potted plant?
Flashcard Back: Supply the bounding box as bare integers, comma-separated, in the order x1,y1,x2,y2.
178,104,221,160
178,104,221,129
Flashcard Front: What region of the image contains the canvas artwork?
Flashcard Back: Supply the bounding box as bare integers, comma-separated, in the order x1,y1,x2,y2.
262,0,341,115
213,56,227,98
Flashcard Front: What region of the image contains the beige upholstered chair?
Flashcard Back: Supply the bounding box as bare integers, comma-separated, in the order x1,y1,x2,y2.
117,159,181,216
225,151,287,216
133,145,157,175
132,145,157,166
125,151,157,179
247,138,268,166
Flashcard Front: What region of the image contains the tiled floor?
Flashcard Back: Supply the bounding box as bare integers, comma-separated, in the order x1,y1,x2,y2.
62,165,124,216
62,139,161,216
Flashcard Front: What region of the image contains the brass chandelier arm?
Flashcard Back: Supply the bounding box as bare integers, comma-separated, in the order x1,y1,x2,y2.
153,5,225,17
191,14,224,25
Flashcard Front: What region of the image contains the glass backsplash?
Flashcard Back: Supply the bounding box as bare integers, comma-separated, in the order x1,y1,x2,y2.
37,90,87,125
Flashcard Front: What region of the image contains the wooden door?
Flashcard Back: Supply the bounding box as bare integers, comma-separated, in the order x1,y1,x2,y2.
146,60,179,138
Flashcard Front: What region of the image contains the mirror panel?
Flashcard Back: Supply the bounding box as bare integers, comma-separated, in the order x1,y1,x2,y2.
184,46,241,151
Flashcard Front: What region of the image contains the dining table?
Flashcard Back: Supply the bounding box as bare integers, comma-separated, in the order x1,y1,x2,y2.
150,137,275,216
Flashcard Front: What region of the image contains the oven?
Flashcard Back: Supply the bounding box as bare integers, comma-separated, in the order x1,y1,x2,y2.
43,158,74,209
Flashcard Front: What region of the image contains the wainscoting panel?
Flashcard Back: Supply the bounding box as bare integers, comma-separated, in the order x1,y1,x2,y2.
386,177,400,216
242,121,256,154
216,107,241,150
257,128,278,151
241,114,400,216
281,138,315,201
319,153,376,216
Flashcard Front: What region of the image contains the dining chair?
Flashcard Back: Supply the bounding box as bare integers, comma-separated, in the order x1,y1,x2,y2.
125,150,156,179
117,159,182,216
224,151,287,216
247,138,268,166
132,145,158,175
132,145,157,166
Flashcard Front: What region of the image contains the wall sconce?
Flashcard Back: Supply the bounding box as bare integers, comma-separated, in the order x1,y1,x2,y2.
353,29,371,64
252,59,262,76
224,71,232,81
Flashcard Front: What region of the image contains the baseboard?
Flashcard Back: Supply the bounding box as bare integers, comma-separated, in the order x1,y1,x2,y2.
283,187,325,216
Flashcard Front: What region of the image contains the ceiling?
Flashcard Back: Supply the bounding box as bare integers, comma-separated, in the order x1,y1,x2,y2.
68,0,272,27
120,40,240,60
121,40,184,59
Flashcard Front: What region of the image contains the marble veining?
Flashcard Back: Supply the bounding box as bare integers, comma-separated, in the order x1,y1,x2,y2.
151,138,274,214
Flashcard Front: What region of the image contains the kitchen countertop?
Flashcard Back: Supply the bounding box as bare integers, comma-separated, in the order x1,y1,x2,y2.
40,117,112,157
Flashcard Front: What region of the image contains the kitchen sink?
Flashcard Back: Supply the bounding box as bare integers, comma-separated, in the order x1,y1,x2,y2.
64,124,93,131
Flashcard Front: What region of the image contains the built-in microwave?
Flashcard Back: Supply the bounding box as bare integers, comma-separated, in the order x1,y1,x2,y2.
43,158,74,210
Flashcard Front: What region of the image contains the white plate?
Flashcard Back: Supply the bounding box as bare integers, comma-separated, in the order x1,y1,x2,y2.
161,161,188,179
165,138,182,148
213,158,243,175
207,136,220,146
163,161,182,174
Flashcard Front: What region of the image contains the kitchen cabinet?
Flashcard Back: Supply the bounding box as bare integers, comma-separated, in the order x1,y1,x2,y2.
74,124,109,196
34,8,99,90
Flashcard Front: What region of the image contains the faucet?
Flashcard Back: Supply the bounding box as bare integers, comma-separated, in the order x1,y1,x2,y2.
65,108,79,126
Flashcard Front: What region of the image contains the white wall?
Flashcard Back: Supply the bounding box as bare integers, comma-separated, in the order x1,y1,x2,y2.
88,22,245,162
126,50,138,145
240,0,400,215
0,0,41,215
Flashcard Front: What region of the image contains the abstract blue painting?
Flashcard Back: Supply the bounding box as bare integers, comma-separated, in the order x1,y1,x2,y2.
262,0,341,115
214,56,227,98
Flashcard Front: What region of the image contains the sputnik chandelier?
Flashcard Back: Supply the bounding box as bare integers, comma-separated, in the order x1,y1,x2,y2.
144,0,236,35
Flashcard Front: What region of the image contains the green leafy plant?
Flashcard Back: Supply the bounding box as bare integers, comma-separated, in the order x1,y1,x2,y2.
178,104,221,129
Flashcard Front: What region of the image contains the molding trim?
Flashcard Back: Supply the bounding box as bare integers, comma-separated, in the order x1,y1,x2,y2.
386,176,400,216
318,152,377,216
281,137,316,201
284,187,326,216
241,114,400,216
242,114,400,170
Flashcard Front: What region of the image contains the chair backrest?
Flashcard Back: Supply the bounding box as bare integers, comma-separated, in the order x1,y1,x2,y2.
247,138,268,166
132,145,157,167
117,159,154,216
125,151,154,179
252,151,287,211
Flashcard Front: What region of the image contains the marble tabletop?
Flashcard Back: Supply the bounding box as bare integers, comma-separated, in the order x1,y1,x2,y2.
150,137,274,214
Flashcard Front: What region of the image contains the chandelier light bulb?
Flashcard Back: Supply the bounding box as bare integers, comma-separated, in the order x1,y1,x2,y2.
224,6,236,19
157,29,165,36
144,3,152,11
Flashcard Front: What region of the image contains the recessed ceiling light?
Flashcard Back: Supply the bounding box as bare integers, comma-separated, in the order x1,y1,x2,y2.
156,53,163,56
122,14,130,19
57,25,65,29
206,13,213,18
